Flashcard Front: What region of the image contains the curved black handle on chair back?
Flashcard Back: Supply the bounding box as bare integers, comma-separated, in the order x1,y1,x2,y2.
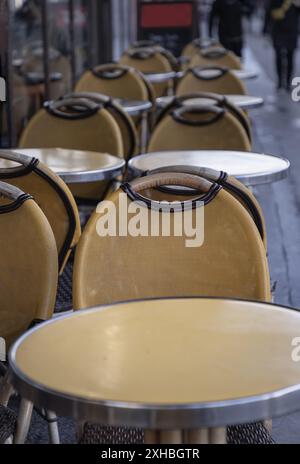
146,165,226,183
92,64,129,80
177,92,225,105
45,98,100,120
0,151,40,179
127,47,156,60
65,91,111,105
155,92,225,127
171,105,225,126
201,47,227,59
140,166,263,239
191,66,228,80
0,181,32,213
121,172,222,209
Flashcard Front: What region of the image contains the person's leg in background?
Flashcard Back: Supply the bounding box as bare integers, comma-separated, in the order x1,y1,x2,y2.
232,40,243,58
286,48,295,91
275,47,284,89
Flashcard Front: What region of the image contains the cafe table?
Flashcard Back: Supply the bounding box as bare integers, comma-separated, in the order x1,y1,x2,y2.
143,71,179,84
176,69,258,81
0,148,125,184
128,150,290,187
156,94,264,111
9,297,300,444
115,99,152,117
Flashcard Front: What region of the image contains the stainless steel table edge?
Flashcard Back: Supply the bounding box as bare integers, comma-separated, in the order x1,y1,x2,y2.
155,95,264,110
118,100,152,117
234,70,258,80
143,71,179,83
58,161,126,184
227,96,264,110
128,151,290,186
8,298,300,430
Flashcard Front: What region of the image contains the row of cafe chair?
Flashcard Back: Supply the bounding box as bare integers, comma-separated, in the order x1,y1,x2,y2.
16,87,252,200
8,38,241,141
15,94,251,205
76,63,246,101
0,39,272,443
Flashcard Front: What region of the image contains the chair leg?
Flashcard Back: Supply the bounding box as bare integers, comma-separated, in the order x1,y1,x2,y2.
13,398,33,444
0,371,14,406
0,361,7,376
75,420,85,442
263,419,272,433
4,435,13,444
45,410,60,444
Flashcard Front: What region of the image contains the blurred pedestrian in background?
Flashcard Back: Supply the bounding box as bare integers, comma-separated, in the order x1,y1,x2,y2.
264,0,300,90
209,0,254,57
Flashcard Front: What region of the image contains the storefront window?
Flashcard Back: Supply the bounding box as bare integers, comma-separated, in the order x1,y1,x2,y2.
0,0,91,147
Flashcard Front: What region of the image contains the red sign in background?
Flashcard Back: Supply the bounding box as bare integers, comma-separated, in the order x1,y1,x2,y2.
140,3,193,29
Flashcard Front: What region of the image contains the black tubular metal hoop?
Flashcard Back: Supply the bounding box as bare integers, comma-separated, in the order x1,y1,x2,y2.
127,47,156,60
201,48,227,59
45,98,101,120
121,174,222,210
171,105,225,126
91,65,129,80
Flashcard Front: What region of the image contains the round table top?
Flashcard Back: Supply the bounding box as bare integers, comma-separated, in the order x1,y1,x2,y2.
156,94,264,110
10,298,300,428
178,68,257,81
224,94,264,109
0,148,125,184
234,69,258,80
143,71,179,83
128,150,290,186
116,99,152,116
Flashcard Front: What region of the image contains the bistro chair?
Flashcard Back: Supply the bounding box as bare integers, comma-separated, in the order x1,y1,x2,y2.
0,181,59,444
144,165,266,249
176,66,247,96
181,38,221,59
0,150,81,273
148,105,251,152
190,47,242,70
66,91,138,159
120,47,173,97
0,181,58,348
127,43,178,71
73,172,271,309
18,97,123,200
75,63,155,104
75,64,155,144
0,405,16,444
22,45,71,100
155,92,252,145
